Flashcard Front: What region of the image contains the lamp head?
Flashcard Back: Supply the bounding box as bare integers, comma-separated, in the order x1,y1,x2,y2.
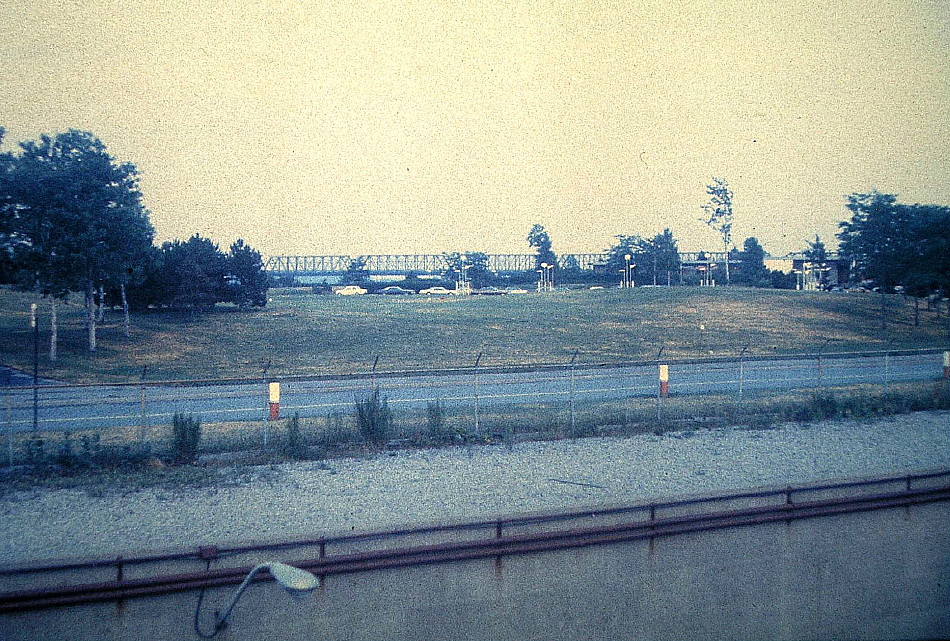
266,562,319,594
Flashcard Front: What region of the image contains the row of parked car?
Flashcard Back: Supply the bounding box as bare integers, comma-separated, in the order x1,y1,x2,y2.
334,285,527,296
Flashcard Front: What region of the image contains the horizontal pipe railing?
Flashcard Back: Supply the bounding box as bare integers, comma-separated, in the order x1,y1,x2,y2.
2,484,947,612
2,470,948,612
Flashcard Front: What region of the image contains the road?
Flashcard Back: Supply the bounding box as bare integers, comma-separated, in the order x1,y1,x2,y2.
0,352,945,434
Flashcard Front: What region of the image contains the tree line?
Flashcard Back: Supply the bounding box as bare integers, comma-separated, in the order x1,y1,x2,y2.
0,128,269,356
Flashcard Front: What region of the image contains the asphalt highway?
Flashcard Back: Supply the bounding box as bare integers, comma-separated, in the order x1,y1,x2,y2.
1,352,944,433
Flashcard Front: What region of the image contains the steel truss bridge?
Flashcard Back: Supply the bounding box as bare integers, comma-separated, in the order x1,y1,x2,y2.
264,252,738,276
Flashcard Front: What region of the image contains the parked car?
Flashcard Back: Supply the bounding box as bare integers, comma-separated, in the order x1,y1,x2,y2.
472,287,506,296
419,286,457,295
379,286,413,295
335,285,367,295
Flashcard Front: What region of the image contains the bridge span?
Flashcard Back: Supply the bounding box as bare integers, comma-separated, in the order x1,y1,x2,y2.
263,252,736,277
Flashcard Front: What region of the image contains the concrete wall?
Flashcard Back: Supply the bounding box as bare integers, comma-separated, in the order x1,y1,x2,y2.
5,501,949,640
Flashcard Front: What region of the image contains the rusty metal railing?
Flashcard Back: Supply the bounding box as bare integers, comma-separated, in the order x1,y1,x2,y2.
2,469,949,613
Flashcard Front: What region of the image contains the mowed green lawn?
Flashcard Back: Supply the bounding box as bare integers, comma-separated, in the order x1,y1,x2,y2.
0,285,946,383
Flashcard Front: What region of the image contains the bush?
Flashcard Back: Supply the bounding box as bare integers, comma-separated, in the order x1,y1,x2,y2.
284,413,306,459
356,390,392,445
426,400,448,441
171,413,201,464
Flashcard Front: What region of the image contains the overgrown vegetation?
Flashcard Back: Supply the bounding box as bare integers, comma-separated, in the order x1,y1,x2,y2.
171,413,201,464
356,389,392,445
4,381,949,493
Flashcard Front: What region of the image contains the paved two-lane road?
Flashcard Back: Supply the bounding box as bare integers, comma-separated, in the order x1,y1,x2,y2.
1,351,945,433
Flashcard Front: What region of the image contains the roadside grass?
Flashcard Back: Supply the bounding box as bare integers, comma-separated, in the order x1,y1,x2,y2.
6,380,948,495
1,285,948,384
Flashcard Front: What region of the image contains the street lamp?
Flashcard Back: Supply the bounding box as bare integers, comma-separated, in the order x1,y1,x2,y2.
539,262,550,292
545,263,554,291
194,562,319,638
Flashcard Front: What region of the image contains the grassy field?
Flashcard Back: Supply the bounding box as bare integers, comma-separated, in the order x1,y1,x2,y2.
1,285,947,384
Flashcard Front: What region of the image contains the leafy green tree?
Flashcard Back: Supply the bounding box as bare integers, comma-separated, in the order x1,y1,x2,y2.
463,251,492,288
527,224,557,271
442,251,492,289
803,235,830,289
341,256,369,286
3,130,154,352
700,177,734,283
227,239,269,309
160,235,230,311
604,235,642,284
837,191,943,329
638,229,681,286
735,237,769,286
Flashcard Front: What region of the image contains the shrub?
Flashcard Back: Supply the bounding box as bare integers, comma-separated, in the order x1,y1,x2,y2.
284,413,306,459
171,413,201,464
356,389,392,445
426,400,448,442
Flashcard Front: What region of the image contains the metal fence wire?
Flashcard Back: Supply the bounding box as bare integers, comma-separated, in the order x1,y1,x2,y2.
3,349,948,465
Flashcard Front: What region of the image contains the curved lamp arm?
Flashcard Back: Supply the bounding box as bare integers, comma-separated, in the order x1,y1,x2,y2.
195,562,319,638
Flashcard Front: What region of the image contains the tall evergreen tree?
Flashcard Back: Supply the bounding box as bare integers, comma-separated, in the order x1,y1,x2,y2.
228,239,269,309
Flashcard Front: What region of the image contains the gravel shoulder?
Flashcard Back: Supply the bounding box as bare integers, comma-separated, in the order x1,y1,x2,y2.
2,411,949,566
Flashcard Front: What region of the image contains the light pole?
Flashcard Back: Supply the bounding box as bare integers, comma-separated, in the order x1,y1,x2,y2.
624,254,631,288
539,262,551,292
194,562,319,638
31,303,38,432
545,263,554,291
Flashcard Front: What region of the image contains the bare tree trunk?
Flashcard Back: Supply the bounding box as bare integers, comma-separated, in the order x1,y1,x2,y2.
96,283,106,323
85,283,97,352
49,298,58,362
121,283,130,338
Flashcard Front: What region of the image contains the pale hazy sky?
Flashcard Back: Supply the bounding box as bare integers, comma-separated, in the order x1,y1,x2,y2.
2,0,948,257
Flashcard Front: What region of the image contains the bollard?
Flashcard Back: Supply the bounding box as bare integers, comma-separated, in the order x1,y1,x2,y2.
658,364,669,398
268,381,280,420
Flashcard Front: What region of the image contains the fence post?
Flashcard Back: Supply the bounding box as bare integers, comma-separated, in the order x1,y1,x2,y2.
817,338,833,390
473,352,482,436
569,350,578,434
4,369,11,467
944,351,950,379
883,349,890,395
656,347,666,422
737,345,749,412
139,365,148,446
261,360,271,449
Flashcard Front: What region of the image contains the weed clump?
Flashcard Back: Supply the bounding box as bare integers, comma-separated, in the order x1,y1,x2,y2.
283,413,307,459
171,413,201,464
356,390,392,446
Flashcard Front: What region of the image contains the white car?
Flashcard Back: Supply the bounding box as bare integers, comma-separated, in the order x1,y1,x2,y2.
335,285,367,296
419,286,457,296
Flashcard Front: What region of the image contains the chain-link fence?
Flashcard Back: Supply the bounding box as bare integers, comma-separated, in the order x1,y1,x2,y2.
3,349,949,466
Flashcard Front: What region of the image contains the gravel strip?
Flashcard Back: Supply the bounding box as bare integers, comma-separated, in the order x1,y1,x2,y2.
2,411,949,565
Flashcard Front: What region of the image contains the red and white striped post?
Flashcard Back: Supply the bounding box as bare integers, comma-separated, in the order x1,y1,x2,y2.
268,381,280,420
659,364,669,398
